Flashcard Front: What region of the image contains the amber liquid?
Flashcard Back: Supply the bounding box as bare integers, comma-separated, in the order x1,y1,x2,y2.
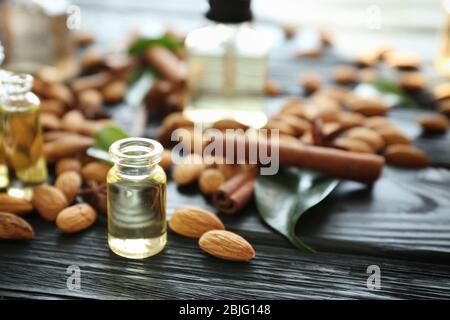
2,104,47,187
107,165,167,259
0,116,8,189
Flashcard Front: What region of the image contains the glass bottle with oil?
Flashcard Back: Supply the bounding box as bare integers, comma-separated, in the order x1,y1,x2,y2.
0,42,9,189
107,138,167,259
184,0,271,128
0,73,47,199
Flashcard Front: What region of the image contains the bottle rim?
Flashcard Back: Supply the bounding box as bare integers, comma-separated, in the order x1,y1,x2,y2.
2,73,33,95
109,137,163,168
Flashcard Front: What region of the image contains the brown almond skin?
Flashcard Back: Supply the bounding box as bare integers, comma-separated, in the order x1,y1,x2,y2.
102,81,126,104
160,149,173,172
55,171,82,204
0,212,34,240
199,169,226,195
56,158,82,176
56,204,97,233
377,127,411,146
169,207,225,238
385,145,430,168
199,230,255,262
212,119,249,131
172,154,205,185
44,135,93,163
264,80,281,97
334,137,374,154
346,97,389,116
81,161,112,184
418,114,449,133
346,127,385,151
0,194,34,215
32,185,68,221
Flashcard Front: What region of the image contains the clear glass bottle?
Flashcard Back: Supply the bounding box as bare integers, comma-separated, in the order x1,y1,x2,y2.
107,138,167,259
0,42,9,189
184,0,271,128
1,73,47,198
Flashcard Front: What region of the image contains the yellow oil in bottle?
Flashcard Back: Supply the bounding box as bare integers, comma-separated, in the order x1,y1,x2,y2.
1,74,47,198
0,116,9,189
107,138,167,259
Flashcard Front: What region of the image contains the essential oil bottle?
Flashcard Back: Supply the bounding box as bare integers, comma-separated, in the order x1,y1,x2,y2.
0,42,9,189
107,138,167,259
184,0,271,128
0,73,47,198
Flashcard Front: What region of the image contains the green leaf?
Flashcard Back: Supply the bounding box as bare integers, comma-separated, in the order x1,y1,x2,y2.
371,78,417,108
255,169,339,252
128,36,182,55
94,126,129,152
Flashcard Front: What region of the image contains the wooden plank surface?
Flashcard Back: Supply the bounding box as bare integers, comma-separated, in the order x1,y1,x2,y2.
1,0,450,299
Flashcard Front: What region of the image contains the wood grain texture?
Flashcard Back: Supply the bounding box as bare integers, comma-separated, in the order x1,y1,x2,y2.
1,0,450,300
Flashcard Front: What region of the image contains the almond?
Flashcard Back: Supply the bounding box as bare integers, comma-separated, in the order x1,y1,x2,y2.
44,135,93,163
212,119,249,131
40,99,66,117
61,110,85,134
300,72,322,93
363,116,396,131
169,207,225,238
334,137,374,153
80,48,104,70
384,51,421,69
0,212,34,239
56,204,97,233
264,119,297,136
55,171,82,204
332,65,358,84
346,127,384,151
44,82,74,106
338,112,365,129
377,127,411,146
173,154,205,185
199,230,255,262
384,144,430,168
438,100,450,117
199,169,226,195
160,149,173,171
346,96,389,116
56,158,82,176
273,114,311,137
432,82,450,101
398,72,426,91
101,80,126,104
40,113,61,131
32,185,68,221
418,114,449,133
264,80,281,97
81,161,112,184
78,89,103,110
0,193,34,215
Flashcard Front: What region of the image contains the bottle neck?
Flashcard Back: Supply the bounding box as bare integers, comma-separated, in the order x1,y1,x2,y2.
114,163,158,179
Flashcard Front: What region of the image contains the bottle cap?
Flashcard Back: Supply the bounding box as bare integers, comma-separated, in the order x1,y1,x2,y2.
206,0,252,23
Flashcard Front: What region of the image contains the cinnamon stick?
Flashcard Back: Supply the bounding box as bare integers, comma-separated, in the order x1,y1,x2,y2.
213,168,257,214
145,46,187,84
212,134,384,183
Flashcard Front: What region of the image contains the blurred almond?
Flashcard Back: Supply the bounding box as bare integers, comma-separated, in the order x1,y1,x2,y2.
101,80,126,103
81,161,112,184
0,193,33,215
334,137,374,153
199,169,226,195
0,212,34,240
384,145,430,168
418,114,449,133
55,171,82,204
301,72,322,93
56,204,97,233
32,185,68,221
332,65,358,84
346,127,384,151
173,154,205,185
56,158,82,176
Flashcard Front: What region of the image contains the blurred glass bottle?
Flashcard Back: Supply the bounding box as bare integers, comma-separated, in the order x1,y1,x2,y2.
435,0,450,76
1,73,47,199
0,0,72,73
0,41,9,189
184,0,271,128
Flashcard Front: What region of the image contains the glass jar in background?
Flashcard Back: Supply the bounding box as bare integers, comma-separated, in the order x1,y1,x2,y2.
0,41,9,189
1,73,47,199
184,0,271,128
107,138,167,259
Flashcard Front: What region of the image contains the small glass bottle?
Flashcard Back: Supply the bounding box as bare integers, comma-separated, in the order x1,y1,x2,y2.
184,0,271,128
0,42,10,189
1,73,47,198
107,138,167,259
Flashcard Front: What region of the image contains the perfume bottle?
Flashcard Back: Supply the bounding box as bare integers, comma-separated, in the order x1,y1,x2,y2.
184,0,271,128
107,138,167,259
0,42,9,189
0,73,48,199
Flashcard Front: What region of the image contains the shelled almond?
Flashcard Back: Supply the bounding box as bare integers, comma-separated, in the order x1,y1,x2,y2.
169,207,225,238
417,114,449,133
384,144,430,168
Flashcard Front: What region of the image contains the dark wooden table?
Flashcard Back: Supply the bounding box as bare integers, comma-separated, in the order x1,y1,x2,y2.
1,0,450,300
